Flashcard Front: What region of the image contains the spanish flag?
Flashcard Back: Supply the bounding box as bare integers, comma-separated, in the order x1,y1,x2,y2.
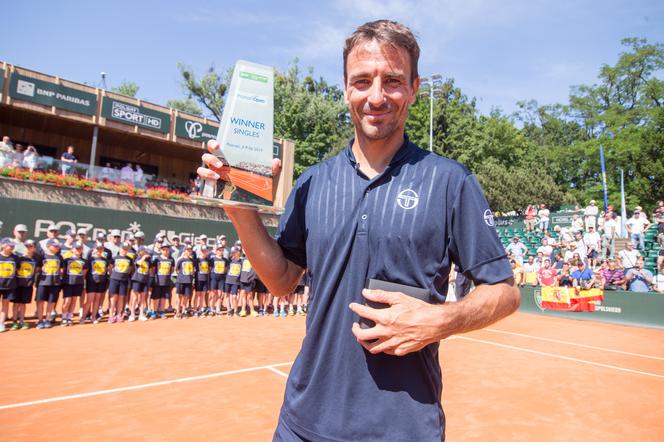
541,287,604,312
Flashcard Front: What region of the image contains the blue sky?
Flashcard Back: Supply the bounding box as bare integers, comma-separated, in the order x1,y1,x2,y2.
3,0,663,117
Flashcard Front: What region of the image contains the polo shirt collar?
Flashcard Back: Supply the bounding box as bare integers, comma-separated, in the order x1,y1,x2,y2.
344,134,417,169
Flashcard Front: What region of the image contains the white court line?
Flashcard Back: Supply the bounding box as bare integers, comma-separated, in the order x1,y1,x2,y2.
484,328,664,361
456,336,664,379
0,362,293,411
266,366,289,379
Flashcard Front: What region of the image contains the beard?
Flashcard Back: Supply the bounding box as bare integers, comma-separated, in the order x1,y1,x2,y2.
352,102,406,141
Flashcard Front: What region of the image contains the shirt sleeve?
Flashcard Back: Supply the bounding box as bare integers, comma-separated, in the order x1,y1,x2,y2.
448,174,513,285
275,173,313,269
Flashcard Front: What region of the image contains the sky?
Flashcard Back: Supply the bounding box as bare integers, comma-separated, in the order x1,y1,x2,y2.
3,0,663,117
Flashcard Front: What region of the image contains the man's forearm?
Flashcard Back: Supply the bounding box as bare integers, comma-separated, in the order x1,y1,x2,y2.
223,205,303,296
435,279,520,339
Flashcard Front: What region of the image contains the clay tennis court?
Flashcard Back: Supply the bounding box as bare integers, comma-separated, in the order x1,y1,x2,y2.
1,311,663,441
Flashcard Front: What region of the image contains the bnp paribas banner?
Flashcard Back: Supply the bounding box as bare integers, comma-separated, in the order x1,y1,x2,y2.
203,60,275,204
102,97,171,134
175,116,219,142
8,73,97,115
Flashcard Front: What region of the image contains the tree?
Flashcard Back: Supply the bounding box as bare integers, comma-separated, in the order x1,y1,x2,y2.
111,80,139,98
176,63,229,121
166,98,203,116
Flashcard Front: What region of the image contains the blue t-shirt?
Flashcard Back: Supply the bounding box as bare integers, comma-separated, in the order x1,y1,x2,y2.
626,268,653,292
274,137,512,441
572,268,594,284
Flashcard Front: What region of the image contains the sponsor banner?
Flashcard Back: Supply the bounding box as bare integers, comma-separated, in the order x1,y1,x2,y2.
8,72,97,115
101,97,171,133
175,116,219,142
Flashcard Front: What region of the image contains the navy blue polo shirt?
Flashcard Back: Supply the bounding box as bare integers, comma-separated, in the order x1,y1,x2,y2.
275,136,512,441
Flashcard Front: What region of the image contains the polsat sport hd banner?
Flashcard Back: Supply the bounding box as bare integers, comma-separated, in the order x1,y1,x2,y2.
539,286,604,312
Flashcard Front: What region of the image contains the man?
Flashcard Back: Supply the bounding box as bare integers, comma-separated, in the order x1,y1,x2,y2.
625,257,654,292
60,145,77,176
602,212,618,259
583,226,601,267
38,224,60,254
524,205,537,233
536,238,553,261
600,259,625,290
199,19,519,441
538,258,558,287
625,209,651,250
134,231,146,248
537,203,550,232
522,255,540,286
76,228,92,259
120,163,134,183
618,241,641,272
105,229,122,257
134,164,144,187
584,200,599,231
0,135,14,167
505,236,528,265
572,261,595,290
11,224,29,257
170,236,184,261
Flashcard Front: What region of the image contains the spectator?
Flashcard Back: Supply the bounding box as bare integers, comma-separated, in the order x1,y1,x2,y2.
537,204,550,232
134,164,144,188
583,226,601,267
120,163,134,183
11,224,29,256
505,236,528,265
625,209,651,251
538,259,558,287
100,162,114,182
12,144,25,167
0,135,13,167
654,201,664,245
38,224,61,253
22,145,39,172
600,259,626,290
536,238,553,261
563,242,578,264
552,252,565,270
105,229,122,257
60,145,77,176
524,205,537,233
510,259,524,287
625,257,654,292
573,231,588,259
654,263,664,294
522,255,539,286
602,212,618,259
557,263,574,287
618,241,641,272
572,261,595,290
584,200,599,230
571,215,584,233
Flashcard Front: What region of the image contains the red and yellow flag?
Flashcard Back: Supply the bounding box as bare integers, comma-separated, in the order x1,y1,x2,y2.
541,287,604,312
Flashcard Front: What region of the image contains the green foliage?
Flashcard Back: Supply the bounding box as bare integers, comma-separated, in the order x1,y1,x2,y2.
166,98,203,116
176,63,229,121
111,80,139,98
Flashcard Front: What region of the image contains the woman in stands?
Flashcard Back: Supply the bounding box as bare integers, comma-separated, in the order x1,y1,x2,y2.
83,242,109,324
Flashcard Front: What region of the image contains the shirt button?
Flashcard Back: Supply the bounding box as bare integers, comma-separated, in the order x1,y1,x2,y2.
361,214,368,220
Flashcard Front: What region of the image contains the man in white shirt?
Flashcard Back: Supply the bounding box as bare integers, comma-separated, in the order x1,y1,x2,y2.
134,164,144,188
602,213,618,259
625,210,651,250
584,200,599,231
537,204,550,233
120,163,134,184
536,238,553,260
505,236,528,265
0,135,14,167
618,241,641,272
583,226,601,267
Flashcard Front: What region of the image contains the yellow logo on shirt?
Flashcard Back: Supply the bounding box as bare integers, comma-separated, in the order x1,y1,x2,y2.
62,250,74,259
199,261,209,273
214,261,226,274
182,261,194,275
0,261,16,278
241,259,252,271
115,259,130,273
138,261,149,274
68,261,83,275
42,259,59,275
18,262,35,278
158,261,172,275
229,262,241,276
92,261,107,275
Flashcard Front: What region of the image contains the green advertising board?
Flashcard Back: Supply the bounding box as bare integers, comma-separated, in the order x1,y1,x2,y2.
519,286,664,329
0,197,278,246
8,73,97,115
174,116,219,142
102,97,171,133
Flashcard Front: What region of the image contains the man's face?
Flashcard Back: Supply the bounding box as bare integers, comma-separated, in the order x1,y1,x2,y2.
528,256,534,264
67,146,74,154
15,230,27,240
635,259,643,270
344,40,419,142
78,233,87,242
608,261,616,270
48,229,58,238
111,235,121,244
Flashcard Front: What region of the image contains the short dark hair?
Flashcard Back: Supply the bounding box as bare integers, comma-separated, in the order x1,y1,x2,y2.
343,19,420,84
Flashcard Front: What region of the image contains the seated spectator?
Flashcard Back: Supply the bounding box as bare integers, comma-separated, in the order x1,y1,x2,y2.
557,263,574,287
522,255,539,286
536,238,553,260
625,257,654,292
654,263,664,294
22,145,39,172
618,241,641,272
538,259,558,287
552,252,565,270
572,261,595,290
524,205,537,233
511,259,525,287
600,259,626,290
60,145,77,176
563,242,578,263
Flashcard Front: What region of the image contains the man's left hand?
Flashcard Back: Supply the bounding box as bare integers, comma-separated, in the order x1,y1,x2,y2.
349,289,446,357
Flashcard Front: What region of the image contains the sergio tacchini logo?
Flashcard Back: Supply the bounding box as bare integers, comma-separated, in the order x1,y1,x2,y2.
397,189,419,210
